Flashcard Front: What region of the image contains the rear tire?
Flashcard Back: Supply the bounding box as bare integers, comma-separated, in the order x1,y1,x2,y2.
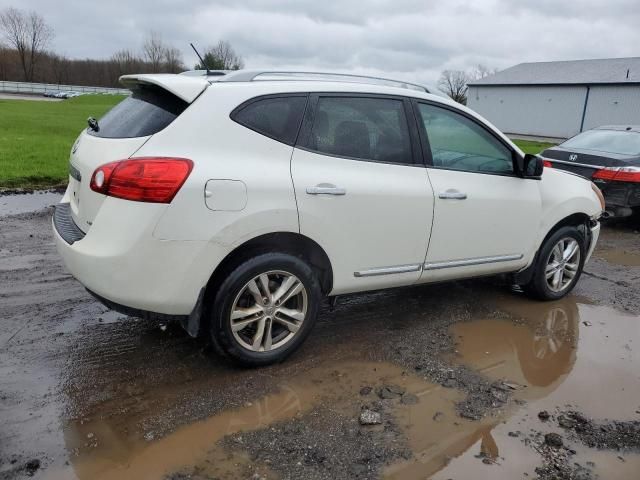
523,226,586,301
209,252,321,367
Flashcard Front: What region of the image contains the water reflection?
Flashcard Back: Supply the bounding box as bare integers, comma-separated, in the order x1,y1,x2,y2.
431,300,640,480
388,297,582,478
452,297,579,390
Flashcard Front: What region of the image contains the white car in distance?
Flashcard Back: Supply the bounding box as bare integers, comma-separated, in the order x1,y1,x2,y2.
53,70,604,365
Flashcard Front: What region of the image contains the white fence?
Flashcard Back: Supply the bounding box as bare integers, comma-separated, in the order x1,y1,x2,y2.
0,80,129,96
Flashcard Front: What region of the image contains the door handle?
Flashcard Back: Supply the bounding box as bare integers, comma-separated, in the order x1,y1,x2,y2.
306,185,347,196
438,189,467,200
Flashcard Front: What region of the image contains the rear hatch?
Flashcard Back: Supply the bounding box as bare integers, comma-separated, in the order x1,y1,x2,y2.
68,74,208,232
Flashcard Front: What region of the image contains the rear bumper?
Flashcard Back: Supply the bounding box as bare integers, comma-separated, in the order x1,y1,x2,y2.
53,203,85,244
53,198,221,316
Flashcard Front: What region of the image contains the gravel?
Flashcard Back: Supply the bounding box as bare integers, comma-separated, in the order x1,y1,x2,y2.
359,409,382,425
221,407,412,480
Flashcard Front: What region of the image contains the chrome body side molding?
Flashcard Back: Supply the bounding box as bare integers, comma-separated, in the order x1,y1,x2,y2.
354,264,422,278
424,254,524,270
354,254,524,277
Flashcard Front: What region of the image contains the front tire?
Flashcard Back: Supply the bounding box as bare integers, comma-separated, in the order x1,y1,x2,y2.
210,253,321,366
523,226,586,300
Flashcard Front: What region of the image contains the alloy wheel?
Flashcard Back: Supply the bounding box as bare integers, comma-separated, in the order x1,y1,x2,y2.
533,307,570,359
545,238,581,293
230,270,308,352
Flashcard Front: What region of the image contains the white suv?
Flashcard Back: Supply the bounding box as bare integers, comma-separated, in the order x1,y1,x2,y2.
53,70,604,365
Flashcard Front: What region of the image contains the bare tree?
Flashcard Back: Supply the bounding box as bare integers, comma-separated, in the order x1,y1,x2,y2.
0,7,53,81
0,44,9,80
142,31,165,72
111,48,141,76
163,46,184,73
196,40,244,70
438,70,470,104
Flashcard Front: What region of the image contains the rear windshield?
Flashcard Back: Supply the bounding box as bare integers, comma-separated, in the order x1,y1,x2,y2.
88,85,188,138
562,129,640,156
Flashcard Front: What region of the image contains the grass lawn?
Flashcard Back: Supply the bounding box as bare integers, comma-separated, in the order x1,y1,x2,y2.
512,139,556,154
0,95,124,189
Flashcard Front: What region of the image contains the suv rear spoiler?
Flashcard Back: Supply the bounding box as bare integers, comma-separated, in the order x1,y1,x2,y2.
119,74,209,103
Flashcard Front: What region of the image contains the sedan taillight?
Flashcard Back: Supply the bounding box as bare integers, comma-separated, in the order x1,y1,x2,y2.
90,157,193,203
592,166,640,183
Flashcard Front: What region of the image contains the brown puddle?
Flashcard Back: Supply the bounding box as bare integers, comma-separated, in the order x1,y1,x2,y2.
39,296,640,480
430,297,640,480
45,361,465,479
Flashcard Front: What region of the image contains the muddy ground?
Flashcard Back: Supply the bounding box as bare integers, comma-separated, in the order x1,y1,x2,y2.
1,196,640,480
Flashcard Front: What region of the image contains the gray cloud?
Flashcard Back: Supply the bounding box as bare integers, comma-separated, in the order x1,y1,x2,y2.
1,0,639,84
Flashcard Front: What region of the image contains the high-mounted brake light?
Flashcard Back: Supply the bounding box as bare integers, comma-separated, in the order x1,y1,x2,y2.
90,157,193,203
592,166,640,183
542,160,553,168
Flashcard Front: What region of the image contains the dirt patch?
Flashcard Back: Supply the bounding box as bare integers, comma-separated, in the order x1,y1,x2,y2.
516,410,640,480
554,411,640,451
525,431,595,480
222,405,411,480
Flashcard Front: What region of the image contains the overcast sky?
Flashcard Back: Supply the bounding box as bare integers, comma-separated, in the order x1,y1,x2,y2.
2,0,639,84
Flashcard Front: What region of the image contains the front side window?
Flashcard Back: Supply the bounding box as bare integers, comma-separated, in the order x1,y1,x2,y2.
417,103,514,174
232,95,307,146
309,96,412,164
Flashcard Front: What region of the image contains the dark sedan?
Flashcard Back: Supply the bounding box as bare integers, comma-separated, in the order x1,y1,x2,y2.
542,125,640,218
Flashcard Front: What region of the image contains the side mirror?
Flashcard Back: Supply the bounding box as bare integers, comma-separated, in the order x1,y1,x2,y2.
521,154,544,178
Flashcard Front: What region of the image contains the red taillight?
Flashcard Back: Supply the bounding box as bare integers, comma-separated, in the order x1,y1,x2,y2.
542,160,553,168
90,157,193,203
593,166,640,183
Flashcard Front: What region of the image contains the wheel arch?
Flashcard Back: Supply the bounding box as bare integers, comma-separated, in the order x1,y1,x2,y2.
540,212,592,246
197,232,333,332
514,211,593,285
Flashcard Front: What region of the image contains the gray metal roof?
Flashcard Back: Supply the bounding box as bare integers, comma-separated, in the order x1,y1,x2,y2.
469,57,640,86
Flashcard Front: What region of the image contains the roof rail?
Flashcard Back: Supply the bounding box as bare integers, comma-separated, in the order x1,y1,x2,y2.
216,70,430,93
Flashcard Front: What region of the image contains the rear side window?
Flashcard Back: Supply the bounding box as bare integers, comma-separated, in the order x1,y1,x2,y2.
88,85,187,139
308,96,412,164
232,95,307,146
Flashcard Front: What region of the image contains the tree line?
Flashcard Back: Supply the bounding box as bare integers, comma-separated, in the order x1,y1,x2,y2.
0,6,244,87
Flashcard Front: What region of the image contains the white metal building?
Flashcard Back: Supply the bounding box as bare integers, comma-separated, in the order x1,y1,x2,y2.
467,57,640,140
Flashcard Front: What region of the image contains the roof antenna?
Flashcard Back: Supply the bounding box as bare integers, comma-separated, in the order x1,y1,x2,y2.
627,69,630,79
190,43,210,75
